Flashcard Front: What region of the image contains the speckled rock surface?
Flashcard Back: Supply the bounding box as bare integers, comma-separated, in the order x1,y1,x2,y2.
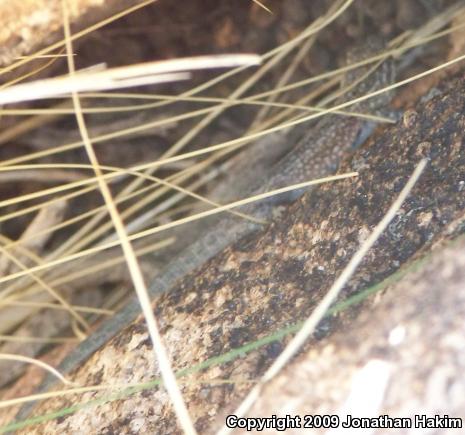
10,69,465,434
245,235,465,434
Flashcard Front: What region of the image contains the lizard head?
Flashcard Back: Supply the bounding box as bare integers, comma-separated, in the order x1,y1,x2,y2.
341,36,396,111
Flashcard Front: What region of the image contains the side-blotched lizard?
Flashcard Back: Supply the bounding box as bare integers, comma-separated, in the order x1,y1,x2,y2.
16,37,396,419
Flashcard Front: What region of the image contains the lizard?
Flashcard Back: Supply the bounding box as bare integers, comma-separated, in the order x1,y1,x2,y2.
14,36,396,421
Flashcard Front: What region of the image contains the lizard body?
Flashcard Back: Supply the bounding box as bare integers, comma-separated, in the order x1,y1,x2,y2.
15,37,395,420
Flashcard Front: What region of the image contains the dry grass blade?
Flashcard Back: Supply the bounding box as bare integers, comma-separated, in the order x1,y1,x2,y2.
218,159,428,434
0,336,78,344
0,55,260,105
0,377,252,411
0,243,90,331
0,169,84,183
0,354,74,387
0,50,66,91
0,300,112,315
0,172,358,286
59,1,197,433
250,0,272,14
